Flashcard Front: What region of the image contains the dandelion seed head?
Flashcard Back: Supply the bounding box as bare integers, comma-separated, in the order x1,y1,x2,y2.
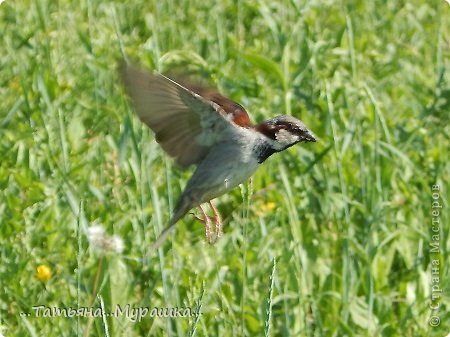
108,235,124,254
87,224,124,254
87,225,106,246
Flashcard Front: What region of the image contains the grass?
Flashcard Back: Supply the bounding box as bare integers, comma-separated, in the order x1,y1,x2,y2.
1,0,449,336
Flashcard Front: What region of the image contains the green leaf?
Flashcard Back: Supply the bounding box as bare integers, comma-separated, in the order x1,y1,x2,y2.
243,53,286,90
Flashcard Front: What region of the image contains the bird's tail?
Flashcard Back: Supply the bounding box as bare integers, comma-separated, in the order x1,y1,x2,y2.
147,197,192,256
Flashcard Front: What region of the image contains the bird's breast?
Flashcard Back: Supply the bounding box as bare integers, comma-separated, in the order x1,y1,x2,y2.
186,135,263,203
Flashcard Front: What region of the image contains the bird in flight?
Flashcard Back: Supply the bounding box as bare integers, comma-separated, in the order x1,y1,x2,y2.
120,63,316,251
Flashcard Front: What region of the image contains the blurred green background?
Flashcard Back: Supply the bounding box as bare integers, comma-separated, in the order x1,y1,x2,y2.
1,0,449,336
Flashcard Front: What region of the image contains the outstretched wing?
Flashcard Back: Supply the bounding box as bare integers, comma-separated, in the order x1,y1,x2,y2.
120,64,252,169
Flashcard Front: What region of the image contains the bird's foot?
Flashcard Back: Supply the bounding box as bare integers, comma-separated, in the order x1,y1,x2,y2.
192,204,214,244
190,202,223,244
208,201,222,239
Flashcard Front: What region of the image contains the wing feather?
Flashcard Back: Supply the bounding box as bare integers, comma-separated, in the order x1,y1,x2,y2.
120,64,245,168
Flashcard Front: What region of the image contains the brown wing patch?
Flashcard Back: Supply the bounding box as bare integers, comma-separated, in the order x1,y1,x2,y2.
209,93,252,128
184,85,253,128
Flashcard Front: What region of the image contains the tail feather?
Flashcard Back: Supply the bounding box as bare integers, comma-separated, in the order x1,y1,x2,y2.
148,221,177,254
147,197,193,256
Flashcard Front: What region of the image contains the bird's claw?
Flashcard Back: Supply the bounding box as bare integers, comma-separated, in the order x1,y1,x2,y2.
191,203,223,244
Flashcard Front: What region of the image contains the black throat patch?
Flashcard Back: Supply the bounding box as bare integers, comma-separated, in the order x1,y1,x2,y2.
254,142,277,163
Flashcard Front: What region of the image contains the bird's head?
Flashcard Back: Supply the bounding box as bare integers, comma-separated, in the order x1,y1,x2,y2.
255,115,316,152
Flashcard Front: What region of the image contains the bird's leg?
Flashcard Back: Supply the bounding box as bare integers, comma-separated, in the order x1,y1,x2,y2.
194,204,213,244
190,203,221,244
208,201,222,240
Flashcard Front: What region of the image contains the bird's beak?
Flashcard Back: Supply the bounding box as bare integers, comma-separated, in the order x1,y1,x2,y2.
303,129,316,142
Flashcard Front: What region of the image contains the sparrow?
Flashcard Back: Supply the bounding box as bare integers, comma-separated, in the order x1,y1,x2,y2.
120,63,316,251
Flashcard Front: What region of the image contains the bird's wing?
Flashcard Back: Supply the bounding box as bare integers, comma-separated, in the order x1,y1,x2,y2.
120,64,252,169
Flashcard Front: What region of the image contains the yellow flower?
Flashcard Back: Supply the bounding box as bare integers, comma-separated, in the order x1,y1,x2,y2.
9,79,20,91
255,201,277,216
36,264,52,282
261,202,276,212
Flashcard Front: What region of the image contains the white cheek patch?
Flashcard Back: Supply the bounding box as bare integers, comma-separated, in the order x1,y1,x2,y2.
275,129,299,145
